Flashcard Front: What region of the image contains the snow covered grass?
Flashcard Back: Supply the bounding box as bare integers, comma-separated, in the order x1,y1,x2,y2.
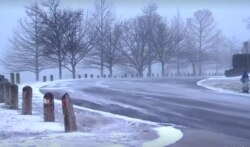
0,80,184,147
198,76,250,97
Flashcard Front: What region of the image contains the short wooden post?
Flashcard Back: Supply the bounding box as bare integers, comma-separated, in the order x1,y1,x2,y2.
4,82,11,105
10,73,15,84
90,74,93,78
61,93,77,132
84,74,87,78
0,83,4,103
43,76,47,82
43,92,55,122
124,74,127,78
0,75,4,82
10,84,18,109
16,73,20,84
50,75,53,81
0,84,4,103
78,75,81,79
22,86,32,115
0,75,5,103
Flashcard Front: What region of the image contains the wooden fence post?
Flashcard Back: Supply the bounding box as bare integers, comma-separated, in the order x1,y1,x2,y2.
50,75,53,81
43,92,55,122
0,75,5,103
43,76,47,82
4,82,11,105
22,86,32,115
10,84,18,109
10,73,15,84
16,73,20,84
61,93,77,132
0,83,4,103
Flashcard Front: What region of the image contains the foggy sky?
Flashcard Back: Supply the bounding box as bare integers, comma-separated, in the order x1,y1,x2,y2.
0,0,250,74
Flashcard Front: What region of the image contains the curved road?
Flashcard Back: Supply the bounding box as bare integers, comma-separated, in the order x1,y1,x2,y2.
41,77,250,141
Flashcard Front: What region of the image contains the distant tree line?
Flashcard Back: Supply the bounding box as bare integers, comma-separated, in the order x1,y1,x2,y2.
2,0,240,81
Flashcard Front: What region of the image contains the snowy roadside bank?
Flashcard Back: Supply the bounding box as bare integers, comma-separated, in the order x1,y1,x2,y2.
197,76,250,97
0,81,183,147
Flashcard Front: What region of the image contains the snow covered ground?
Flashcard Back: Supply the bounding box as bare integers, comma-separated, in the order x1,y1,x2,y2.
0,80,183,147
1,76,247,147
198,76,250,97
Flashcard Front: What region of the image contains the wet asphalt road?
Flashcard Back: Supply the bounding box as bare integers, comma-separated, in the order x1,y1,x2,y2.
41,77,250,140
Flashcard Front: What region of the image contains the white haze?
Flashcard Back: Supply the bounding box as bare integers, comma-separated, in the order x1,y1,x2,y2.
0,0,250,80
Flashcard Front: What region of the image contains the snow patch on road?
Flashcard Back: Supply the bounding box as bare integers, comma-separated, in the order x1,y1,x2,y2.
143,126,183,147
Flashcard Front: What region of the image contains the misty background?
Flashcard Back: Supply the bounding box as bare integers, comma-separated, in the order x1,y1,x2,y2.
0,0,250,82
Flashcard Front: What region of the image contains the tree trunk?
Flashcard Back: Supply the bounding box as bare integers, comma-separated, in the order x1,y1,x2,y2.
192,63,196,76
101,49,104,78
177,59,180,76
35,41,39,81
109,66,113,77
138,67,143,78
72,65,76,79
215,62,219,75
198,62,202,76
139,72,143,77
161,62,165,77
59,57,62,80
36,72,39,82
147,64,152,77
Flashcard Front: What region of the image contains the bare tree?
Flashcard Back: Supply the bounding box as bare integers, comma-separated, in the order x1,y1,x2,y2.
142,3,161,77
172,10,186,75
120,17,151,77
183,34,199,75
245,17,250,30
209,30,226,74
63,10,94,79
2,2,51,81
220,37,240,69
152,19,175,76
29,0,70,79
92,0,114,77
186,9,217,76
103,23,122,77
